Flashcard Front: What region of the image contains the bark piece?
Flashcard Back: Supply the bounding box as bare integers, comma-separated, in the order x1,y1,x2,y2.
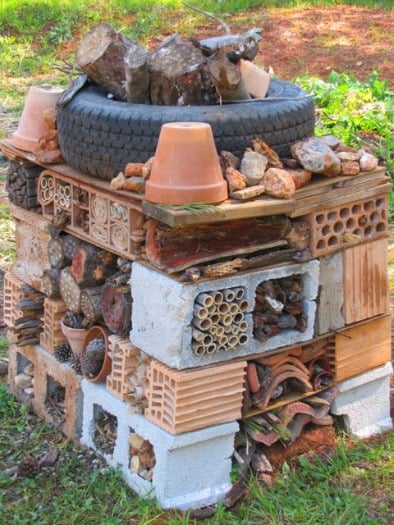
252,138,283,168
101,282,132,335
76,23,137,100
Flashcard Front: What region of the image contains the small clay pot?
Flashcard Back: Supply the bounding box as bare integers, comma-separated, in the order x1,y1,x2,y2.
12,84,63,152
81,325,112,383
145,122,228,205
60,320,88,357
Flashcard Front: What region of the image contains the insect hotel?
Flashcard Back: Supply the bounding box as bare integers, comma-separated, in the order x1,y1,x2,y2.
1,23,392,511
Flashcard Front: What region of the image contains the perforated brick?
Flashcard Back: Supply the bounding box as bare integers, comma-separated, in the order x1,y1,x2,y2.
145,359,246,434
3,272,26,327
40,298,68,353
106,335,150,412
307,194,388,257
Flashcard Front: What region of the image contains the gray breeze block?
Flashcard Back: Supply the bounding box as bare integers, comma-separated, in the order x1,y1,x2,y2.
131,260,319,369
81,380,238,510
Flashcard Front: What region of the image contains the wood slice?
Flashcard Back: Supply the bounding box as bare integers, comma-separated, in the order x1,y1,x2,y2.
101,282,132,335
80,287,103,324
60,267,82,313
71,244,117,286
47,237,71,269
62,235,82,260
42,268,61,298
149,39,217,105
76,22,136,100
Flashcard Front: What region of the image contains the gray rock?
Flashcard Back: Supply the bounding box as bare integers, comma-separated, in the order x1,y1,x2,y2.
291,136,341,176
319,134,341,149
240,151,268,186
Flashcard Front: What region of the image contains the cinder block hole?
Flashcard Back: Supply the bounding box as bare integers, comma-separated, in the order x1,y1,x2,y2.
253,276,307,342
129,428,155,482
14,354,34,400
45,375,65,427
191,287,249,356
93,405,117,456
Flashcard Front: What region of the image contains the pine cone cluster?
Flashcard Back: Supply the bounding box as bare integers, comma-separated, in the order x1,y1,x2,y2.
54,342,73,363
81,337,105,378
62,311,84,329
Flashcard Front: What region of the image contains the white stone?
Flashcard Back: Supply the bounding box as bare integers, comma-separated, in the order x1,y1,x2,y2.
131,260,319,369
359,151,378,171
81,380,238,510
240,151,268,185
331,362,393,438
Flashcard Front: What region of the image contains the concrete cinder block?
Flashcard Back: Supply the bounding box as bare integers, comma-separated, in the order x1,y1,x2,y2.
81,380,238,510
8,343,83,440
331,361,393,438
131,260,319,369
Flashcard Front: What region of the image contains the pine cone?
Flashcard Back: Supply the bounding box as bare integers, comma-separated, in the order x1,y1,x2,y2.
62,311,84,329
81,339,105,378
54,342,73,363
18,456,40,477
69,354,82,375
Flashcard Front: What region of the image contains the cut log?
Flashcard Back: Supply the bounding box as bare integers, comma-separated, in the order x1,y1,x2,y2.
208,48,250,102
101,282,132,335
76,22,137,101
47,237,72,269
149,38,217,105
125,46,150,103
62,235,82,261
42,268,61,298
80,287,103,324
6,160,41,210
60,267,82,313
71,244,117,286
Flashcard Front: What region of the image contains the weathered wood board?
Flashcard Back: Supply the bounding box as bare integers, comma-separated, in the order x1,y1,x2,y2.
342,237,389,324
331,314,392,381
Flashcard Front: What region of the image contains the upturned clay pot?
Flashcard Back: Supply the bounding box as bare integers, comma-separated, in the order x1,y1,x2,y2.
81,325,112,383
12,85,63,152
60,321,88,358
145,122,228,205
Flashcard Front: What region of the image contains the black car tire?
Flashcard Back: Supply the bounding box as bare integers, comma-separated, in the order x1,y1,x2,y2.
57,78,314,180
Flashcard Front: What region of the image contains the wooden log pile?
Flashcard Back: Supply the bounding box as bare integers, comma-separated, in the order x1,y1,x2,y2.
9,285,45,346
6,160,41,211
75,5,263,105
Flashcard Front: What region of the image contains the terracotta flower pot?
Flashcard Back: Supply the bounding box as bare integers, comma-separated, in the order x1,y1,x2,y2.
12,84,63,153
81,325,112,384
60,320,88,357
145,122,228,205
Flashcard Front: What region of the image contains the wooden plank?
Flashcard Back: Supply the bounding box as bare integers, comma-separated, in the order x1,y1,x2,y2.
333,314,392,381
315,252,345,335
143,197,295,227
343,238,389,324
290,181,392,217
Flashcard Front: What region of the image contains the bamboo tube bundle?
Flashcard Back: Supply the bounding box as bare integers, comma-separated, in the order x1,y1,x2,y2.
191,286,250,356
